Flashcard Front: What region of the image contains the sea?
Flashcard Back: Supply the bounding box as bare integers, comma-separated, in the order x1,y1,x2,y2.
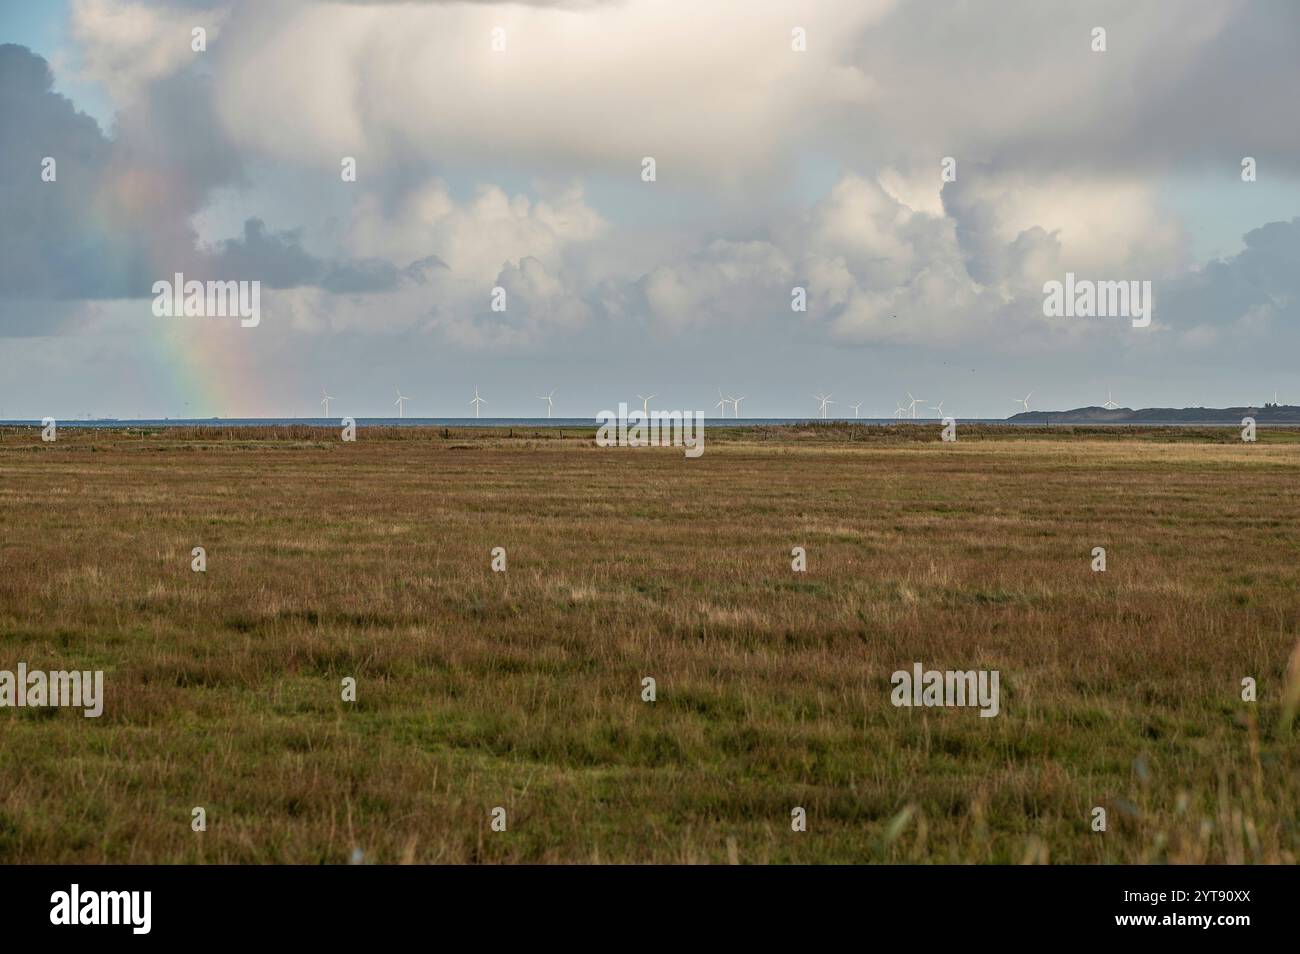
5,417,1029,428
0,416,1269,428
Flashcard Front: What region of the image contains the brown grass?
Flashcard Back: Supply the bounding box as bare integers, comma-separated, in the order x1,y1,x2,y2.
0,424,1296,863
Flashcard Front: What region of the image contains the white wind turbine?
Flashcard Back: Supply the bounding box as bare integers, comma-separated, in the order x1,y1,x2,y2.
715,389,732,418
1013,392,1032,412
850,401,863,418
906,391,926,419
538,389,555,418
894,403,908,419
637,393,656,416
728,394,745,418
930,400,944,418
469,386,486,419
393,388,408,418
1102,389,1119,410
813,392,834,419
321,388,334,418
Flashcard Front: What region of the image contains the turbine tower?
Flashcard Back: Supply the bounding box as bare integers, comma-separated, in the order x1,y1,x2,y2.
538,389,555,418
813,392,834,419
715,389,732,418
1013,392,1032,413
469,387,486,419
393,388,408,418
906,391,926,419
1102,389,1119,410
637,393,656,417
850,401,863,419
321,389,334,418
730,395,745,418
931,400,944,418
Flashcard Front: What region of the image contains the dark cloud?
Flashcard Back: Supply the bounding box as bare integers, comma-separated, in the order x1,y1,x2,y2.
0,45,429,334
0,44,139,302
942,172,1061,289
205,219,320,287
320,255,450,294
203,218,442,293
0,299,98,338
112,67,246,211
1162,217,1300,327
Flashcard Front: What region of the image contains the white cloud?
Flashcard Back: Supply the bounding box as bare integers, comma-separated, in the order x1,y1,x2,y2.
70,0,227,104
948,174,1188,279
346,179,606,282
42,0,1300,364
207,0,887,184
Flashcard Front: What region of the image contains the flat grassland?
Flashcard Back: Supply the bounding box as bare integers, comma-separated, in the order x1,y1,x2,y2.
1,424,1297,863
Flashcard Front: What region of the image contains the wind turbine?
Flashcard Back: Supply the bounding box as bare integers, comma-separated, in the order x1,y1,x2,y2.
728,394,745,418
906,391,926,419
637,393,656,417
715,389,732,418
469,387,486,419
1013,392,1032,413
1102,389,1119,410
849,401,863,418
538,389,555,418
321,389,334,418
394,388,408,418
930,400,944,418
813,392,834,419
894,404,908,419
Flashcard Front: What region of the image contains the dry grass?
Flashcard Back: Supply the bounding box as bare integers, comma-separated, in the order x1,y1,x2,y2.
0,424,1297,863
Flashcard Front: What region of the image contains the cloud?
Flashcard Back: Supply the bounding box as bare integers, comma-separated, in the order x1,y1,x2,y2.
345,179,606,283
200,217,458,297
628,173,1024,347
839,0,1300,178
10,0,1300,368
942,168,1188,288
69,0,228,105
620,168,1299,354
0,43,138,302
638,238,793,335
0,44,437,333
207,0,886,186
1162,217,1300,347
335,0,613,6
58,0,1300,196
174,0,1300,191
431,255,594,348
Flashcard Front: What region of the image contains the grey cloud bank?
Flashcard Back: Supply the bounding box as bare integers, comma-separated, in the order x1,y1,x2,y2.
1,1,1298,418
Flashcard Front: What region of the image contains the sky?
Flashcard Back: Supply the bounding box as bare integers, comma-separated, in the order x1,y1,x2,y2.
2,0,1299,420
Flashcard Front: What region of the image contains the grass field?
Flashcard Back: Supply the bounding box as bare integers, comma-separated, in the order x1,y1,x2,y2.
1,424,1297,863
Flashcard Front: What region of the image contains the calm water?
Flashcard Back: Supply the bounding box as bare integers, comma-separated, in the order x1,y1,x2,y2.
4,416,1025,428
0,417,1265,428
